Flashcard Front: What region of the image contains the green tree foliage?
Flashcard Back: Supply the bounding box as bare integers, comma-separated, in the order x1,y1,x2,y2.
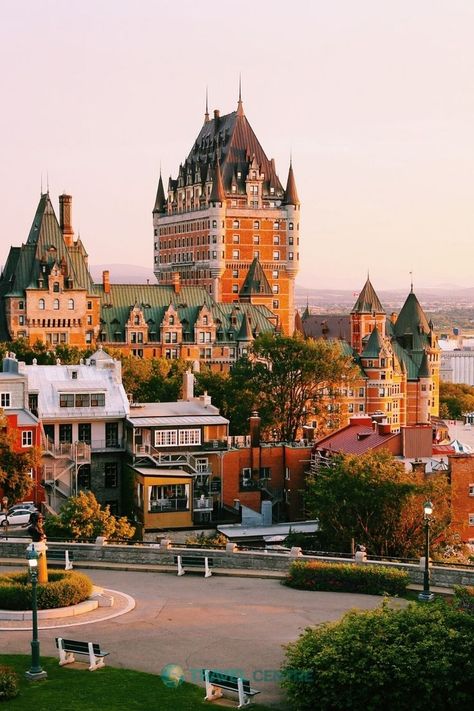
282,601,474,711
439,381,474,420
305,450,451,556
120,356,187,403
44,491,135,541
0,339,92,366
0,414,40,503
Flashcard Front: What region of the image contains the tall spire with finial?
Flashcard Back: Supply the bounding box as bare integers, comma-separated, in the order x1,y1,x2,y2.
284,157,300,206
237,73,244,116
204,86,209,123
409,271,414,293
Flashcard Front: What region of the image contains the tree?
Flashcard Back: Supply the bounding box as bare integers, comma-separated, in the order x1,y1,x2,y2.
250,333,357,441
44,491,135,541
282,601,474,711
305,450,451,557
120,356,187,403
439,381,474,420
0,414,40,503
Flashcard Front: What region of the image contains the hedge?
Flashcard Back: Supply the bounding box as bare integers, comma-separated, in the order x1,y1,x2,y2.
0,665,19,702
0,570,93,610
454,585,474,615
282,601,474,710
285,560,409,596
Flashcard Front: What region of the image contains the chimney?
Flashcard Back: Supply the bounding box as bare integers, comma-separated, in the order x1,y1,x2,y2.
103,270,110,294
171,272,181,294
182,370,194,401
377,422,392,435
249,411,261,448
214,109,220,120
59,194,74,247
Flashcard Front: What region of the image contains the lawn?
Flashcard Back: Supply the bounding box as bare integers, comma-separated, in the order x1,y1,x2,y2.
0,655,277,710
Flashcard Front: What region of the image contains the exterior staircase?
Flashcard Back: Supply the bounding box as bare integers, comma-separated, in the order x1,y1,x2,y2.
41,432,91,513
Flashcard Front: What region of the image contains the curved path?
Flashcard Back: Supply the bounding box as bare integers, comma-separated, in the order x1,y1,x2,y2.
0,566,406,707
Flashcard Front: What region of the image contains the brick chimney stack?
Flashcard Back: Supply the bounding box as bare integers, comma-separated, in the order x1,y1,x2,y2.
171,272,181,294
249,411,261,448
103,270,110,294
59,194,74,247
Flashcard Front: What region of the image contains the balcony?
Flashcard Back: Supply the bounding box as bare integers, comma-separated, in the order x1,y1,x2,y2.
90,439,125,452
193,496,213,512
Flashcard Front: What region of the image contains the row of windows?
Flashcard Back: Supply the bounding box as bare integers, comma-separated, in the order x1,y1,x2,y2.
37,298,93,313
154,428,201,447
77,462,118,489
59,392,106,408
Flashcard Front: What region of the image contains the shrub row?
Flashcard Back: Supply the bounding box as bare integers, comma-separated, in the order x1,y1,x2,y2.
454,585,474,615
285,560,409,596
0,570,93,610
0,665,19,702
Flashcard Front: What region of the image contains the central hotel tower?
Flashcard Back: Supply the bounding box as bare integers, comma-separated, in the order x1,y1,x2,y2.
152,95,300,335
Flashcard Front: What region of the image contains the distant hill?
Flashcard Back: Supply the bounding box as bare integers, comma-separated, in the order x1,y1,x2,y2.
90,264,156,284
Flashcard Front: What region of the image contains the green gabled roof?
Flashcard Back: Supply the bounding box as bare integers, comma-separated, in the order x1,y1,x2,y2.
394,291,430,340
391,340,419,380
2,194,93,296
361,326,383,358
240,258,272,297
351,277,385,314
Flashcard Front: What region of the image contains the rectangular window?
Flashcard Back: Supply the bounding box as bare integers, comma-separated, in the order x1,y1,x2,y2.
288,252,294,260
196,457,209,473
358,404,364,412
272,300,279,309
232,284,239,293
78,423,91,444
469,485,474,497
59,424,72,444
59,393,74,408
358,387,364,397
75,393,91,408
149,483,189,512
232,234,240,243
232,270,239,278
469,514,474,526
273,235,280,245
155,430,178,446
77,464,91,489
253,235,260,244
232,249,240,259
272,270,279,279
104,462,118,488
273,251,280,261
91,393,105,407
0,393,11,408
22,430,33,447
272,285,279,294
105,422,119,448
178,429,201,446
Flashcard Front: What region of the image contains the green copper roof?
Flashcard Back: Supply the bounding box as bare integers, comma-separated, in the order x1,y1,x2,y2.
351,277,385,314
240,258,272,297
361,326,384,358
237,312,254,341
394,290,430,341
418,350,430,378
391,340,419,380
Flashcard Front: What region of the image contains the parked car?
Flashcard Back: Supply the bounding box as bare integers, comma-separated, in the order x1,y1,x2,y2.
8,502,37,515
1,509,34,527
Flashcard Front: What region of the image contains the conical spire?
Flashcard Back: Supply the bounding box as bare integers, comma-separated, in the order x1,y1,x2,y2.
418,350,430,378
237,312,253,341
394,290,430,337
209,159,226,204
302,300,311,320
284,160,300,206
237,74,244,117
153,173,166,214
361,326,384,358
240,257,272,297
351,277,385,314
294,310,304,335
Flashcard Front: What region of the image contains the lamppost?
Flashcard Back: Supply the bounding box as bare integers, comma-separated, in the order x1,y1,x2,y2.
1,496,8,541
25,548,48,681
418,500,435,602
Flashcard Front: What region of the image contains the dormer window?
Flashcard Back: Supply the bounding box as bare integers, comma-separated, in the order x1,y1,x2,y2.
169,315,175,325
53,282,60,292
203,315,208,325
71,371,78,380
134,316,140,325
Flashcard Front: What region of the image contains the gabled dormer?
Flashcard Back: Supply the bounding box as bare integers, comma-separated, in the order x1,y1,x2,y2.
160,303,183,345
125,303,148,345
195,303,216,345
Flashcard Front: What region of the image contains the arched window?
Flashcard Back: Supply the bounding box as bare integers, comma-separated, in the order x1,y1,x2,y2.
68,298,74,310
53,298,60,310
39,298,45,310
53,282,60,292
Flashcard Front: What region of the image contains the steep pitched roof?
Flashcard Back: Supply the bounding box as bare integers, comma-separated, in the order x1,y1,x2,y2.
394,290,430,340
237,312,254,341
361,326,384,358
240,258,272,297
351,277,385,314
209,160,225,204
284,161,300,205
418,350,430,378
153,174,166,214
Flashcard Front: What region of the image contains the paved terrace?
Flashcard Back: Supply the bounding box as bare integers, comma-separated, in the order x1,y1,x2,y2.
0,566,406,707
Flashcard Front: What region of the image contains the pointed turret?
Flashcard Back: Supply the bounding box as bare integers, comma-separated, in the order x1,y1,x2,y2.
361,326,384,359
240,258,272,297
237,75,244,117
204,87,210,123
351,277,385,314
237,312,253,341
294,310,304,336
153,174,166,214
302,301,311,321
418,350,430,378
394,291,430,338
209,160,226,205
284,161,300,206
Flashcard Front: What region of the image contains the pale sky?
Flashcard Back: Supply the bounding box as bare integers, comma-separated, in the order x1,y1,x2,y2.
1,0,473,290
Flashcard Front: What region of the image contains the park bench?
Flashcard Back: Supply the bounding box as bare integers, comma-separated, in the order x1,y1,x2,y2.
55,637,109,672
203,669,260,708
47,549,74,570
174,554,213,578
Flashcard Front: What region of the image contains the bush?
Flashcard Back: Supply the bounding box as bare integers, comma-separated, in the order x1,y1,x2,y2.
282,601,474,710
0,665,19,701
285,560,409,596
0,570,92,610
454,585,474,615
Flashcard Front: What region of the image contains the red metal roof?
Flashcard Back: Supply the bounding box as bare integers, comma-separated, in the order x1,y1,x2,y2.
314,421,401,455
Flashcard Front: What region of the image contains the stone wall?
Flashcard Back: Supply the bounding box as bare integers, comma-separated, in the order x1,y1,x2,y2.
1,541,473,588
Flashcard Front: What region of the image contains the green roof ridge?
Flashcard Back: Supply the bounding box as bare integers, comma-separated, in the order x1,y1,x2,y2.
361,326,384,358
351,277,385,314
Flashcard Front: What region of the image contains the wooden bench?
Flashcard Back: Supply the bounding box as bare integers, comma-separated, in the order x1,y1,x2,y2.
203,669,260,708
47,549,74,570
55,637,109,672
174,554,213,578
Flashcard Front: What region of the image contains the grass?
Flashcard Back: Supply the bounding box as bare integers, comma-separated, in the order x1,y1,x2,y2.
0,655,277,710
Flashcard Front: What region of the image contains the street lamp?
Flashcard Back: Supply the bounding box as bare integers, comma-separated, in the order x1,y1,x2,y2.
1,496,8,541
418,500,435,603
25,548,47,681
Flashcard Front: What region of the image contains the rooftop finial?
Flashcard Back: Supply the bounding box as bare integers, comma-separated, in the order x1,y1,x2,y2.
204,86,209,123
237,73,244,116
410,270,413,293
40,173,43,196
46,172,49,195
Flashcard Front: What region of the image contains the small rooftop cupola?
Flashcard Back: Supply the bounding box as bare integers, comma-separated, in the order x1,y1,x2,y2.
351,276,385,315
284,160,300,206
153,173,166,214
209,159,226,205
361,326,384,359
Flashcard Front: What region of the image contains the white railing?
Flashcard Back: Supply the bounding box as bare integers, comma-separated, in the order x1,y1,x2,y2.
193,497,213,512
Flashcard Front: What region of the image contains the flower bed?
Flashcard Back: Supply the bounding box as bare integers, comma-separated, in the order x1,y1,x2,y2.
0,570,93,610
285,560,409,596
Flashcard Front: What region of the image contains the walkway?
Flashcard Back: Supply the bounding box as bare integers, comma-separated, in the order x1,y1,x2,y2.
1,566,405,707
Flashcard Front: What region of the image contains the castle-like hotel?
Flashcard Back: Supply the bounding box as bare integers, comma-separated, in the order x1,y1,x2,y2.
0,95,440,431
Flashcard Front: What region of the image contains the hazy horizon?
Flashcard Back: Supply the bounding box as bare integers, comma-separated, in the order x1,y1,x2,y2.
1,1,473,290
